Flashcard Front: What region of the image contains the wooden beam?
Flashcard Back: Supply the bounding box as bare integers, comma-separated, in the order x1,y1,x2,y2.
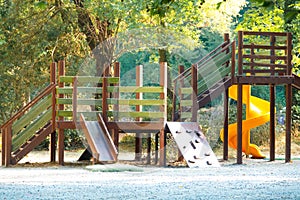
135,65,143,161
58,60,65,165
285,84,292,162
50,62,57,163
237,83,243,164
269,84,276,161
223,87,229,161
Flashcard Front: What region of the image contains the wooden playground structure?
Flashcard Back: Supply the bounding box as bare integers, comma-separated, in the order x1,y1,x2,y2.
1,31,300,167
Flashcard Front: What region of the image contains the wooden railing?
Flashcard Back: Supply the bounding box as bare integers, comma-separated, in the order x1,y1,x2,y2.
65,62,167,123
1,83,56,166
172,36,235,121
237,31,292,76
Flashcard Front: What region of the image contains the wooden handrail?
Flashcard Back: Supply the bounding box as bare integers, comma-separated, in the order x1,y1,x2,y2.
0,83,57,129
173,40,234,82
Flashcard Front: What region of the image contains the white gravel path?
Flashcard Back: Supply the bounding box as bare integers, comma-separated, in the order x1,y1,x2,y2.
0,159,299,200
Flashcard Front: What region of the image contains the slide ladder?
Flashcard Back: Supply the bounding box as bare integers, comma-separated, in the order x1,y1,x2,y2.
80,114,118,163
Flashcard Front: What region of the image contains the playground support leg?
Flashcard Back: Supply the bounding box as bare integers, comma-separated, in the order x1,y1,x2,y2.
58,129,64,165
285,84,292,163
50,131,56,162
2,128,6,166
5,126,12,167
112,129,119,150
237,83,243,164
270,85,276,161
135,133,142,161
147,133,151,164
223,88,229,161
159,128,166,166
155,132,159,165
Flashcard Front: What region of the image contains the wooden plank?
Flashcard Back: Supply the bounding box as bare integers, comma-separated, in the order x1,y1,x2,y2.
57,110,73,117
57,87,73,94
242,31,287,36
242,62,287,69
56,98,72,104
106,121,164,131
57,110,103,118
180,88,192,94
57,87,103,94
243,54,286,60
180,100,193,106
57,98,103,105
235,76,294,84
118,86,164,93
12,109,52,152
59,76,119,84
107,98,164,106
12,95,52,135
108,111,164,119
243,44,286,50
242,69,286,74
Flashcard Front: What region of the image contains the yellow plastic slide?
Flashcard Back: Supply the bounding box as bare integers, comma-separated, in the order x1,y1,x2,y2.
220,85,270,158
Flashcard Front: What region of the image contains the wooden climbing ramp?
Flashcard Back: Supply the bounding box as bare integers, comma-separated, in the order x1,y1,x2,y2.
165,122,220,167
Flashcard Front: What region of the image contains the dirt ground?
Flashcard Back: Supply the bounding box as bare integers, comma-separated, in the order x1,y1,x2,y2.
0,149,300,200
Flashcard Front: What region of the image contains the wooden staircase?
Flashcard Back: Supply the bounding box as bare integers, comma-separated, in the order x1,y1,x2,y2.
1,84,56,166
197,77,232,108
172,34,235,121
11,122,54,165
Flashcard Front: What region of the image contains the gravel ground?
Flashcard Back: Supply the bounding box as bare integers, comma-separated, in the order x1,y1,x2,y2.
0,157,300,200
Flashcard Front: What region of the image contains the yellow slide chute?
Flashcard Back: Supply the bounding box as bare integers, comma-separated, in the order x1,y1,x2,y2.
220,85,270,158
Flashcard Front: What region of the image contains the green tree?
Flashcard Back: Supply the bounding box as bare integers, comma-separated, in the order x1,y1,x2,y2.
0,0,246,123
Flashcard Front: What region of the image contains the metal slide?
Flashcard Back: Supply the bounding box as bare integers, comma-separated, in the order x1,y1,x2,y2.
165,122,220,167
80,114,118,162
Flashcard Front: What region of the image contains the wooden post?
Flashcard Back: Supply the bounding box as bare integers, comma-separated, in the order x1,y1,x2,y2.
285,32,292,163
286,32,292,76
177,65,184,162
102,77,108,123
285,84,292,162
237,83,243,164
231,39,236,80
147,133,151,164
223,88,229,161
50,62,57,162
159,62,167,166
237,31,243,164
159,128,166,166
155,132,159,164
191,64,198,122
269,36,276,161
72,77,78,124
58,60,65,165
135,65,143,161
113,62,120,149
1,127,5,165
5,125,12,167
270,84,275,161
237,31,243,76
